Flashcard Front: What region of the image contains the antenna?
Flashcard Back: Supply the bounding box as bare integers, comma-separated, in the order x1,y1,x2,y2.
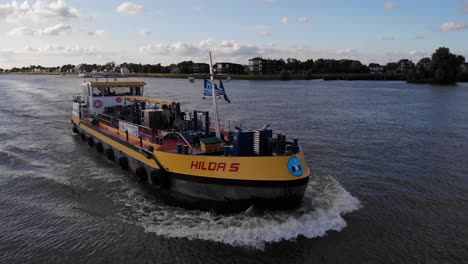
209,52,221,139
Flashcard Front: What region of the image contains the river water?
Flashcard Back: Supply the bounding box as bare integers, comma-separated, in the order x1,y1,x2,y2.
0,75,467,263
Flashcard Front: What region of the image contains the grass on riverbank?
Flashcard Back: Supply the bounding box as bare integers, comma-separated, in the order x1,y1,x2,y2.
3,71,466,82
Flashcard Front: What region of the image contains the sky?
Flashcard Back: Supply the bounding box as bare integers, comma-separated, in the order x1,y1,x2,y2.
0,0,467,68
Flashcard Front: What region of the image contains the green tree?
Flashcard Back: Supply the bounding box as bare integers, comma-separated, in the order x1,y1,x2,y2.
349,60,363,73
430,47,465,84
279,69,290,80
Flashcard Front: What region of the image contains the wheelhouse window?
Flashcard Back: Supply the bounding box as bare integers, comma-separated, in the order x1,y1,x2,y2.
109,86,132,96
131,86,142,96
92,87,102,96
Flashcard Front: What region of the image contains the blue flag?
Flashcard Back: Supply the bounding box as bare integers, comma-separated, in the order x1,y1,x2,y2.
204,79,224,96
203,80,231,103
219,80,231,103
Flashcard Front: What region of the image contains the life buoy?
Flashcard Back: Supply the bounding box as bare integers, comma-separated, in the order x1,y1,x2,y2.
93,100,103,108
116,97,122,103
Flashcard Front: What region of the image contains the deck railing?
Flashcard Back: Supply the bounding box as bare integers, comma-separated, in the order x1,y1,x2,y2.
96,113,156,144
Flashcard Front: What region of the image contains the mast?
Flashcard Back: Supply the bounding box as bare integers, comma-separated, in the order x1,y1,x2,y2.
209,52,221,138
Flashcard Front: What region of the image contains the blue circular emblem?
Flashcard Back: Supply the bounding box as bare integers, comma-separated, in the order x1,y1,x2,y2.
288,157,303,176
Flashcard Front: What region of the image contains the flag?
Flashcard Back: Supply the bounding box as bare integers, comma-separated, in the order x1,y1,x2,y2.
219,80,231,103
204,79,224,96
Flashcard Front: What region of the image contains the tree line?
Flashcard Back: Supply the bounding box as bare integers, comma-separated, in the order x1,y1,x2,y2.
1,47,466,84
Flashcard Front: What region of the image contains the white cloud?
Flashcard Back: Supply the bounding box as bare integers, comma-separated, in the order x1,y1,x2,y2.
7,23,71,36
139,28,151,37
336,48,357,56
7,26,36,36
384,1,396,10
140,42,199,56
0,0,82,24
140,40,262,59
408,50,428,57
116,2,144,15
88,29,104,37
259,31,272,37
218,40,260,56
192,6,202,11
41,23,71,35
20,44,97,56
199,38,214,49
382,36,395,41
298,17,310,24
280,17,289,25
441,22,467,32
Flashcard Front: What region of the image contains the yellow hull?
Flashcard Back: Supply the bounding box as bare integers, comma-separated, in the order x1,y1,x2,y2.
72,115,310,212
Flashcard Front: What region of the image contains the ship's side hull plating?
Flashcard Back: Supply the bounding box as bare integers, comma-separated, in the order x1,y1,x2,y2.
72,117,310,212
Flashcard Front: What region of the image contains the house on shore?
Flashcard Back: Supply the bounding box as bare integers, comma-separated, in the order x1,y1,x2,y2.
214,62,245,74
248,57,280,75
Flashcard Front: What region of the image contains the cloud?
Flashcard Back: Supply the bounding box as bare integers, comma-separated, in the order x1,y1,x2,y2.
415,36,424,40
140,40,261,61
218,40,260,56
441,22,467,32
384,1,396,9
140,42,199,56
7,26,36,36
298,17,310,24
88,29,104,37
139,28,151,37
336,48,357,56
199,38,213,49
280,17,289,25
259,0,277,3
259,31,272,37
7,23,71,36
382,36,395,41
192,6,202,11
408,50,428,57
462,1,468,14
21,44,97,56
41,23,71,35
0,0,82,23
116,2,144,15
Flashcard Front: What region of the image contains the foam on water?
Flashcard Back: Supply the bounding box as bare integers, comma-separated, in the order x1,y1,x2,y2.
116,174,361,249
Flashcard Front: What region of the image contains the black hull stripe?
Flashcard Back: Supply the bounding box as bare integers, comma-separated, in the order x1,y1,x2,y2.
170,172,310,188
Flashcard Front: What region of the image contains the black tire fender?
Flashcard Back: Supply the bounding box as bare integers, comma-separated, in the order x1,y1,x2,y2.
105,148,114,161
95,142,104,153
87,136,94,146
118,156,129,170
150,170,170,189
135,167,148,182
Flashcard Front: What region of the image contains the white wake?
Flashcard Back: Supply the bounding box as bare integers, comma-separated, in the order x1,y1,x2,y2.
116,174,361,249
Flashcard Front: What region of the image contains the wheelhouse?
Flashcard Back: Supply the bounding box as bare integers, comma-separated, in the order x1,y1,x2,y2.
78,81,146,114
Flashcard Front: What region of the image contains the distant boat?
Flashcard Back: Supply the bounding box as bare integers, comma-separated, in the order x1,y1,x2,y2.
78,72,92,78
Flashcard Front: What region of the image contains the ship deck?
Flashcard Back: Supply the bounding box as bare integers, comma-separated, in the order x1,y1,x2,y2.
80,117,203,155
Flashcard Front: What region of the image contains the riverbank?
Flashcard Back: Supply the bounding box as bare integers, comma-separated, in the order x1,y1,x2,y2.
3,72,466,82
0,72,407,80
